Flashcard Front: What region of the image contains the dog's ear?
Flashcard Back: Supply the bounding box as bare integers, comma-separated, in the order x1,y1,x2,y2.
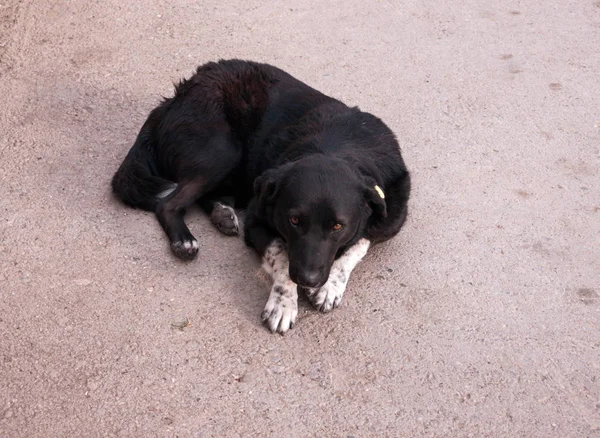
363,179,387,218
254,169,281,217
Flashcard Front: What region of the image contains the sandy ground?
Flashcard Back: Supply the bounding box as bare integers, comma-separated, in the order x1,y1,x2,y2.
1,0,599,437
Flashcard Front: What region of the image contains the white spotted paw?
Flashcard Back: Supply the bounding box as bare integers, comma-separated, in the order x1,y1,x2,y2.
308,274,348,313
261,283,298,334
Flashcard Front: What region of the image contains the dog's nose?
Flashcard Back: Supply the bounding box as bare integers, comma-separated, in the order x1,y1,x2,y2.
296,270,322,288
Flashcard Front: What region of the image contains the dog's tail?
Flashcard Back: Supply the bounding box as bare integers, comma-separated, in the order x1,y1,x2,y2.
111,115,176,212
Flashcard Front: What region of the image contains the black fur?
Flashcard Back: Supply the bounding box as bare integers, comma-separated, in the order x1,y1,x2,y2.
112,59,410,286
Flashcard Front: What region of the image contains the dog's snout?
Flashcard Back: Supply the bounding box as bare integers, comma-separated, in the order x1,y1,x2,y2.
288,241,331,288
294,269,323,288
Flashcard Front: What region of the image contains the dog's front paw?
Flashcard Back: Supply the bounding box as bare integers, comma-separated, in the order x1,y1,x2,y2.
261,283,298,334
308,275,347,313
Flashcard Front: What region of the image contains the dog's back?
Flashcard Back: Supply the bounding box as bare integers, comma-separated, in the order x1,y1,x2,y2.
112,59,345,210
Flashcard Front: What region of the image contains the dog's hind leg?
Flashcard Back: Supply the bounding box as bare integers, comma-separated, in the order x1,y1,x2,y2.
155,178,207,260
154,128,242,259
198,195,240,237
111,109,177,212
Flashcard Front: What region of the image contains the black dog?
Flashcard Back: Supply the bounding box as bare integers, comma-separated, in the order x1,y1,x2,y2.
112,59,410,333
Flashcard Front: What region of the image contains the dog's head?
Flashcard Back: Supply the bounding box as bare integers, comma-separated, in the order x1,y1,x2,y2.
254,155,386,288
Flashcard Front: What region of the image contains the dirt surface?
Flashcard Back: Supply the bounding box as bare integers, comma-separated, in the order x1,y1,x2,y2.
1,1,599,437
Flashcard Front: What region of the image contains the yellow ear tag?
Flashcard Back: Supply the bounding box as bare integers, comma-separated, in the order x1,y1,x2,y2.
374,185,385,199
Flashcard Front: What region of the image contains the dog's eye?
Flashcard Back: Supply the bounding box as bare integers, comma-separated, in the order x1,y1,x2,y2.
332,223,343,231
289,216,300,226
